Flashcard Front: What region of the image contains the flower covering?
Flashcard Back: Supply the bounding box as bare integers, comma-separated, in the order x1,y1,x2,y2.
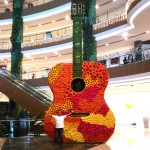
44,61,116,143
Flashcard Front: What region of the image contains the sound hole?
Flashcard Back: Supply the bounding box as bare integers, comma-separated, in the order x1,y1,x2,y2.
71,78,85,92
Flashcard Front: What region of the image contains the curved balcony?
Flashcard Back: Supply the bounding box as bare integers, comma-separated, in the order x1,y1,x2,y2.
0,4,126,49
0,0,149,79
0,0,70,18
25,58,150,87
18,47,150,80
126,0,141,14
0,0,148,54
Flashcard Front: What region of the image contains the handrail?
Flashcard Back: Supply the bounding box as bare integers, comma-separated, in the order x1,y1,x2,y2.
0,0,54,13
19,48,150,79
98,48,150,68
0,70,52,106
7,71,53,99
6,71,52,102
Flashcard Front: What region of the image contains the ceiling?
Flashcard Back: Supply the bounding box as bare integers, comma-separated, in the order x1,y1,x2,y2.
0,0,126,35
0,0,150,71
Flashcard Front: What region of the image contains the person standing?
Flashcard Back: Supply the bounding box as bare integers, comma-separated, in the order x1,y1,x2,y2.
128,54,134,63
32,73,35,79
123,56,128,64
45,109,73,143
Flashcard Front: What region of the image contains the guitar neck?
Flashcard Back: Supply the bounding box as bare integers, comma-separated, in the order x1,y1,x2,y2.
71,0,84,79
73,18,83,78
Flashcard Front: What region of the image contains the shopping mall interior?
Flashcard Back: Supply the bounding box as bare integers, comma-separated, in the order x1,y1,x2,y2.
0,0,150,149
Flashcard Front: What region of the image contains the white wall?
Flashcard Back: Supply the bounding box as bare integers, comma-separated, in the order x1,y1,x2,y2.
105,91,150,127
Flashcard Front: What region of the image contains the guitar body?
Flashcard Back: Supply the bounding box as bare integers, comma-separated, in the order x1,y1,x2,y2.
44,61,115,143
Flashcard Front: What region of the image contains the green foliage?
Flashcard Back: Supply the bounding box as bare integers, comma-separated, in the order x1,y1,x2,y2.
84,0,96,25
13,0,25,9
11,18,23,43
11,52,23,75
11,0,24,76
135,51,142,61
134,41,143,62
10,0,24,116
83,0,97,61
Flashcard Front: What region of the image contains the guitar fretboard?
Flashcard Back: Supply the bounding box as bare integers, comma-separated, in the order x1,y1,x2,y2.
73,18,83,78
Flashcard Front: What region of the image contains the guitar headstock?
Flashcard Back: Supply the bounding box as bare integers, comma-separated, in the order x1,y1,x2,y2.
71,0,85,19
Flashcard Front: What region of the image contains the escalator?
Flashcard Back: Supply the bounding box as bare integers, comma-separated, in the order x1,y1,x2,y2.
0,70,52,118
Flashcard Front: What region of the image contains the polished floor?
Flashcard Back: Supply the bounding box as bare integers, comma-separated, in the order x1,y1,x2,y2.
0,124,150,150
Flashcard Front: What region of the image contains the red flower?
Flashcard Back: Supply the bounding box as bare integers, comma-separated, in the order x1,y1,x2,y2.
78,121,114,142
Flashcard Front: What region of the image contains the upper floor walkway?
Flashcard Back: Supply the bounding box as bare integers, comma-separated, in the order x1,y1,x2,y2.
0,0,150,79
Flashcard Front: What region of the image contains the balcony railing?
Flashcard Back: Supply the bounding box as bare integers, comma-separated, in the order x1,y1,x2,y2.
0,5,126,50
0,0,54,13
5,48,148,80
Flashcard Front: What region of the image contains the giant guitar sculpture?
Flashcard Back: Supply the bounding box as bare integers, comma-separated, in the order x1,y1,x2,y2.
44,0,115,143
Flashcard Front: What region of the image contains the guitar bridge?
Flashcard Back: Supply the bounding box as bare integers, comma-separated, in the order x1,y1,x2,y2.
70,113,90,117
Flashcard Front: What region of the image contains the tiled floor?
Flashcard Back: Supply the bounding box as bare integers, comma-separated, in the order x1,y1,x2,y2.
0,124,150,150
0,136,97,150
89,125,150,150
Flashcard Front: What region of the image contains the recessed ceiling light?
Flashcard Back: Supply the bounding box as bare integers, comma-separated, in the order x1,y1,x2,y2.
5,1,8,4
52,20,55,23
38,24,41,26
66,15,70,20
95,4,99,9
106,43,109,46
27,56,31,59
122,32,128,38
125,38,128,40
146,30,150,33
54,52,59,55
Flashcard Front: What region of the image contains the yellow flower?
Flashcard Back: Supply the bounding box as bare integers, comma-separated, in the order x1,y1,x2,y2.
48,101,73,113
84,75,99,87
48,64,63,84
64,122,85,142
81,111,115,128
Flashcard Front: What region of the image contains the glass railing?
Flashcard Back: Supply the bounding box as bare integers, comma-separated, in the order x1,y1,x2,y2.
0,5,126,48
22,68,50,79
0,117,44,137
0,120,10,137
19,48,150,79
98,48,150,68
96,5,125,23
0,70,52,106
8,71,53,100
0,0,54,13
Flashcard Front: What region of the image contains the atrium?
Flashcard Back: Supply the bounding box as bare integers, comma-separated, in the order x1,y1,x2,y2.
0,0,150,149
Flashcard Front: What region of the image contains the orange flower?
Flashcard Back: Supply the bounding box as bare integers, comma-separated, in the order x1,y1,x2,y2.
44,61,116,143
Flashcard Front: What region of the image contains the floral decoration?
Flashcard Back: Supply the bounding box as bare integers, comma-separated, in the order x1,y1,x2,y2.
44,61,116,143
